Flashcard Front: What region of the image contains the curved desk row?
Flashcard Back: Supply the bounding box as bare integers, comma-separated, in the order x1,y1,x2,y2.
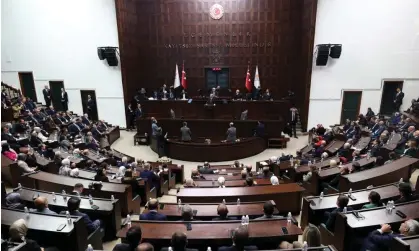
151,137,267,161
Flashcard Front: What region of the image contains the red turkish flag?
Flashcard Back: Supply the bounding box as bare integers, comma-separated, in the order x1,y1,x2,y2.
181,62,187,89
245,65,252,92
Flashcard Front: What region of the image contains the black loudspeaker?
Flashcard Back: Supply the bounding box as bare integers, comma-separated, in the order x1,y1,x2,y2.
316,45,329,66
104,49,118,66
97,48,105,60
330,45,342,58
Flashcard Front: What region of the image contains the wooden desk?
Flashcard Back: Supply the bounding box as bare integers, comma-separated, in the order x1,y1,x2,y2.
106,126,120,145
352,136,371,151
194,178,272,187
1,208,87,251
21,171,141,216
288,156,340,182
325,140,345,155
13,187,121,240
177,184,304,214
148,161,184,184
142,201,278,220
200,174,247,181
300,182,405,229
116,219,302,249
391,235,419,251
338,157,419,191
165,137,267,162
320,200,419,251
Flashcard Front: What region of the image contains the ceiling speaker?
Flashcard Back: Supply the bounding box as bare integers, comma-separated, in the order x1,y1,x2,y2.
330,45,342,58
316,45,329,66
97,48,105,60
104,48,118,66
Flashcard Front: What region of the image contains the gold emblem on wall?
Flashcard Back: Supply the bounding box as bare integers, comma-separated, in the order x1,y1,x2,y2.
210,4,224,20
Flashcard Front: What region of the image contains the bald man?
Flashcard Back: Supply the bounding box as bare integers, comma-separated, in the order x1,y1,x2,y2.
30,196,57,215
140,199,167,221
212,204,237,221
136,243,154,251
219,226,258,251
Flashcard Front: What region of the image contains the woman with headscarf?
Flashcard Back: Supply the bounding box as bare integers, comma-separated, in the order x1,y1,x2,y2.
270,175,279,185
116,165,126,178
59,158,71,176
5,193,25,210
1,142,17,161
9,219,42,251
70,168,80,178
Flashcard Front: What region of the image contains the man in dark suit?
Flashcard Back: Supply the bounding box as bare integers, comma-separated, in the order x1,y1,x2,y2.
62,197,101,234
139,163,160,190
70,183,84,196
218,226,258,251
212,204,237,221
135,104,143,120
256,201,284,220
112,226,142,251
289,106,298,138
161,232,198,251
68,120,82,135
180,122,192,142
233,89,242,100
140,199,167,221
361,219,419,251
86,95,96,121
324,195,353,231
42,85,52,107
198,162,215,174
226,122,237,142
14,119,28,134
395,182,419,204
81,114,91,126
394,87,404,112
61,88,68,111
254,121,265,137
262,89,272,101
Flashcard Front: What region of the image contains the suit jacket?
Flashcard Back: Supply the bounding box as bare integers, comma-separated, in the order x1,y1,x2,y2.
87,99,95,111
325,207,353,231
255,124,265,137
233,93,242,100
263,93,272,100
139,211,167,221
198,167,214,174
394,91,404,104
161,248,198,251
140,170,160,189
61,91,68,102
68,123,81,134
1,133,17,144
29,207,57,215
226,127,237,142
135,108,143,118
43,89,51,100
82,117,91,126
14,123,27,134
180,126,192,141
361,230,403,251
62,210,98,234
289,109,298,124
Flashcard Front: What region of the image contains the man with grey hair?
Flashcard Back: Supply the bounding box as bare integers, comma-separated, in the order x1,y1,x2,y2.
180,205,194,221
226,122,237,142
361,219,419,251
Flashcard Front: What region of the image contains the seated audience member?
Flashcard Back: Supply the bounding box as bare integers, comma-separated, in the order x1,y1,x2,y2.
366,107,375,120
240,170,247,179
53,151,62,166
358,114,368,127
17,153,36,174
338,143,351,159
183,178,196,188
372,121,386,138
401,140,418,157
349,161,361,173
270,176,279,185
384,151,398,164
233,160,241,168
361,219,419,251
198,162,214,174
94,167,110,182
218,226,258,251
116,166,127,178
61,197,101,234
2,142,17,161
30,196,57,215
140,199,167,221
313,141,326,158
218,176,226,188
118,156,129,167
362,191,382,209
59,158,71,176
303,164,318,182
245,177,254,186
161,231,198,251
352,150,361,161
245,165,253,177
258,166,273,178
9,219,43,251
136,243,154,251
256,201,283,219
34,127,48,142
5,192,25,210
213,204,237,221
70,168,79,177
324,195,353,231
112,226,142,251
190,169,202,180
180,205,194,221
279,224,321,249
321,164,349,191
373,156,385,167
71,183,84,196
395,182,419,204
140,163,160,189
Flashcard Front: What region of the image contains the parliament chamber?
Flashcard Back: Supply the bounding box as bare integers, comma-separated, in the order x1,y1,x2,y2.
2,0,419,251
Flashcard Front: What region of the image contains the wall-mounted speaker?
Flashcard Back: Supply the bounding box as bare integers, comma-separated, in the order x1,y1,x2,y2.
97,48,105,60
316,45,329,66
104,48,118,66
330,45,342,58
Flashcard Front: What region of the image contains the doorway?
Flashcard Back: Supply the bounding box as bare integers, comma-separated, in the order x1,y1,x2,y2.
80,90,98,121
49,81,64,111
340,91,362,124
379,81,403,116
205,67,230,90
18,72,37,102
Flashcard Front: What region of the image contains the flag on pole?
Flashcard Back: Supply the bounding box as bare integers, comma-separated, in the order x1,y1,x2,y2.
174,63,180,88
254,65,260,89
181,61,187,89
245,65,252,92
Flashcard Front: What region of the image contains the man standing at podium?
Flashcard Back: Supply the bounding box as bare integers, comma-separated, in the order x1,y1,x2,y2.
226,122,237,142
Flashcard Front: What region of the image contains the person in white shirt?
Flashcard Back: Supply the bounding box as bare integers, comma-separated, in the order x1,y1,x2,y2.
270,176,279,185
59,158,71,176
17,153,36,174
34,127,48,142
217,176,226,188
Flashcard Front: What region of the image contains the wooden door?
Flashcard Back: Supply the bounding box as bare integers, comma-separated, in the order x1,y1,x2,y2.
18,72,37,102
49,81,64,110
341,91,362,124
